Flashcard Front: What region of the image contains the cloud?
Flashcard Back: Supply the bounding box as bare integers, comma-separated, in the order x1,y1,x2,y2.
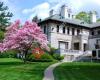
47,0,83,11
22,2,50,20
3,0,100,22
0,0,9,3
92,0,100,5
47,0,100,14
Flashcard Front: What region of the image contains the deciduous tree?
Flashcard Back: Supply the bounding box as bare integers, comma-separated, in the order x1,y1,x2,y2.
0,20,49,62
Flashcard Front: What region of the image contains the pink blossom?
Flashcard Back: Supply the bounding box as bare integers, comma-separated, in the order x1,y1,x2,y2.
0,20,49,52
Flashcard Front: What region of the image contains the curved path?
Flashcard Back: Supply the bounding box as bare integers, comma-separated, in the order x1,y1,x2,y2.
43,55,72,80
43,61,64,80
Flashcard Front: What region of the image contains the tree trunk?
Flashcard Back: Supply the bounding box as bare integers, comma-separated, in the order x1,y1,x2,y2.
23,50,28,63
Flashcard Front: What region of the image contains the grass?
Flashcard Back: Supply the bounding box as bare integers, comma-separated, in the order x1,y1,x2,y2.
54,62,100,80
0,58,55,80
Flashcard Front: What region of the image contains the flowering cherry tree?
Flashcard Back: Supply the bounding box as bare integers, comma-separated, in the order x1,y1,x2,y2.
0,20,49,62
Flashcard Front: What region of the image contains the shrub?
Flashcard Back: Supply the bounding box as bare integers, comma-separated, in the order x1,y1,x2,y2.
46,45,58,55
0,50,17,58
26,53,35,61
40,53,54,60
53,53,64,61
26,53,54,62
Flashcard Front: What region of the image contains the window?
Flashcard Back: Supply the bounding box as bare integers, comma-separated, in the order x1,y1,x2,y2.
95,40,99,49
96,39,100,49
92,50,96,57
63,27,65,34
68,14,70,18
98,30,100,35
65,42,69,49
91,31,94,35
72,28,75,35
67,27,70,34
57,25,59,32
98,50,100,58
77,29,80,35
44,26,46,34
97,39,100,44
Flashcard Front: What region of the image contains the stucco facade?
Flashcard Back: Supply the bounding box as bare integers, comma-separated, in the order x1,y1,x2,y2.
37,4,100,58
40,21,90,53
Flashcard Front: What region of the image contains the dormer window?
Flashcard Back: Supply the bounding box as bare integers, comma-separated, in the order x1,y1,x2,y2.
80,22,84,24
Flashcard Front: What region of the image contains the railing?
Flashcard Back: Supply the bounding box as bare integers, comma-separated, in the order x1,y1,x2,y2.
59,49,84,54
89,35,100,39
74,50,92,61
59,49,92,54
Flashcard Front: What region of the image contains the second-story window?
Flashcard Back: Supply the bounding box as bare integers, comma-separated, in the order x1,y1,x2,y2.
63,27,65,34
44,26,46,34
67,27,70,34
57,25,59,33
91,31,94,35
98,30,100,35
68,14,70,18
77,29,80,35
72,28,75,35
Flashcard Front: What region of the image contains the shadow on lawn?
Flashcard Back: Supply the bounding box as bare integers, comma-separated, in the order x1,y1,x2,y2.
0,62,24,65
0,61,46,65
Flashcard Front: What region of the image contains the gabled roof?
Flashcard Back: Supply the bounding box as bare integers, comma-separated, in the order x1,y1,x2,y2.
38,14,100,29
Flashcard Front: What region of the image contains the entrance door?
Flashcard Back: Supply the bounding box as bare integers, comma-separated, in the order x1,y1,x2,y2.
59,41,68,50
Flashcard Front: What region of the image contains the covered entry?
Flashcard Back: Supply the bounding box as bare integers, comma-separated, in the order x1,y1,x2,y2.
74,42,80,50
59,41,69,50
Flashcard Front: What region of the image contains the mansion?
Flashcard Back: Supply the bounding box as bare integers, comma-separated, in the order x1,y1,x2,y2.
38,4,100,59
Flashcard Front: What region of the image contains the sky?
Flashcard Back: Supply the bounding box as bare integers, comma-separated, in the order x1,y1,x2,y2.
1,0,100,23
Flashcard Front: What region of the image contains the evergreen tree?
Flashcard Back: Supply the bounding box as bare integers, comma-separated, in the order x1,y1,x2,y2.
0,2,13,31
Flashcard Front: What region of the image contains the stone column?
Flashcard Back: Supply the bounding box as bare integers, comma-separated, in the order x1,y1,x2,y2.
75,29,77,36
66,27,68,34
70,28,72,35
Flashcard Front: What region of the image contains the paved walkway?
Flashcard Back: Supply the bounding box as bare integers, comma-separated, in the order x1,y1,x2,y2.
43,61,63,80
43,55,73,80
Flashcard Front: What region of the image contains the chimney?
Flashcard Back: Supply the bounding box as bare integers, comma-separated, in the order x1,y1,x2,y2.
89,11,97,23
49,9,54,17
60,4,71,19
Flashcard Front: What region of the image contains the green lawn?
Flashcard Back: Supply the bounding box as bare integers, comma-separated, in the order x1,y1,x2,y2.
0,58,54,80
54,62,100,80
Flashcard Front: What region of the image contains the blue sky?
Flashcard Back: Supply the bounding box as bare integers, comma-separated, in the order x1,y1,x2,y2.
1,0,100,23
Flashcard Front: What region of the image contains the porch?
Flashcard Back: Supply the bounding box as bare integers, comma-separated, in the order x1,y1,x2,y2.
59,49,92,62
